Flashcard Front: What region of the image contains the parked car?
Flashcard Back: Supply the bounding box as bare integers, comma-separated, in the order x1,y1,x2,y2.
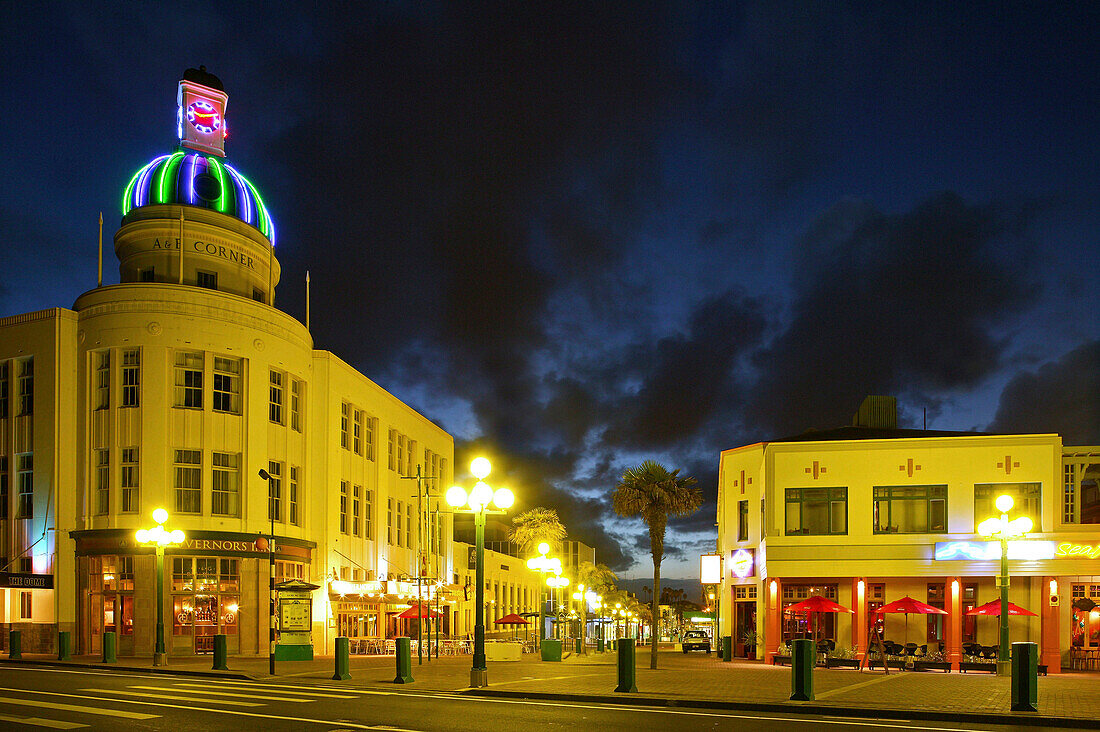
681,630,711,653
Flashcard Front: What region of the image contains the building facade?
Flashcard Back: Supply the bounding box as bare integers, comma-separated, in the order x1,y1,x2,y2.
0,67,462,656
717,399,1100,672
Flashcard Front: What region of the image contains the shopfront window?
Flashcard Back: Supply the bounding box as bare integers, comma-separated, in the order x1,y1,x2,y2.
195,558,218,593
926,583,945,644
873,485,947,533
171,556,246,654
173,557,194,591
781,583,838,642
785,488,847,535
90,555,134,641
1071,584,1100,649
974,483,1040,530
962,582,978,643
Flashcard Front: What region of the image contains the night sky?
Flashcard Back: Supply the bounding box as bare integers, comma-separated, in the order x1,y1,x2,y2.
2,3,1098,579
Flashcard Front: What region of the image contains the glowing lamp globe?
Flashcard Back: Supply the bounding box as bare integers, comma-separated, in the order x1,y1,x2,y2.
493,487,514,509
977,518,998,537
152,508,169,524
537,542,550,555
471,481,493,507
470,457,492,480
995,495,1014,513
446,485,469,508
170,529,186,544
135,529,149,543
1015,516,1033,534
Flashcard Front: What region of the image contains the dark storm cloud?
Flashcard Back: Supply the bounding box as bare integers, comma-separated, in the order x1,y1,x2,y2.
747,192,1043,438
988,340,1100,445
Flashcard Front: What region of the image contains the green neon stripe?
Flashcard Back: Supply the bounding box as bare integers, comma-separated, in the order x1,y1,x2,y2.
157,152,185,204
206,156,228,213
121,165,145,215
240,175,271,239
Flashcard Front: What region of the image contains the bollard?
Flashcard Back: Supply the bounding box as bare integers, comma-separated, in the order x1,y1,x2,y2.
597,638,605,653
722,635,732,662
611,639,617,651
790,638,814,701
615,637,638,693
393,637,414,684
1011,641,1038,712
333,637,351,680
102,631,117,664
575,637,583,654
540,638,562,662
212,634,228,671
58,631,71,661
8,630,21,661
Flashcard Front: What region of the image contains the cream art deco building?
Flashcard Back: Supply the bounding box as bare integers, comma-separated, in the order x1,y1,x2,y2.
0,67,478,657
716,396,1100,672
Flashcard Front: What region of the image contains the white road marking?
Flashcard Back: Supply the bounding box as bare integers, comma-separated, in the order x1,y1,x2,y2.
125,684,313,702
172,679,359,698
0,712,88,729
81,688,264,707
0,692,158,720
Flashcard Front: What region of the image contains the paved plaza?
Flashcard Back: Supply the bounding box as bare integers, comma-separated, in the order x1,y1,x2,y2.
8,648,1100,727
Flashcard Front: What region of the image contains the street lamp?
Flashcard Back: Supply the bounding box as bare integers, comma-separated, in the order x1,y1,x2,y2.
546,573,569,639
526,542,562,641
978,494,1034,677
446,457,514,688
135,508,184,666
258,468,276,676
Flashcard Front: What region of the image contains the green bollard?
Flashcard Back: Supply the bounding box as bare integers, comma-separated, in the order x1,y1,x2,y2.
540,638,562,662
597,638,605,653
790,638,814,701
212,634,228,670
58,631,71,661
575,637,583,654
333,637,351,680
722,635,732,662
1011,641,1038,712
615,637,638,692
102,631,117,664
8,630,21,661
611,639,617,651
393,637,414,684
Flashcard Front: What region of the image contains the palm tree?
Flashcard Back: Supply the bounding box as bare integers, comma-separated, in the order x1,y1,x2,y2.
509,508,567,640
576,561,617,654
613,460,702,669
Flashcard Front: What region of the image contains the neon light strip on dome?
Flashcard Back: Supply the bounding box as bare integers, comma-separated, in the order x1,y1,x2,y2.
205,155,228,213
135,155,170,209
121,167,144,216
157,152,185,205
225,165,252,226
186,154,199,205
239,174,275,244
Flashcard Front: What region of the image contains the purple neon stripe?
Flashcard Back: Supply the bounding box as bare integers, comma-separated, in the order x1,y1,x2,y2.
136,156,169,207
186,154,199,204
226,165,253,225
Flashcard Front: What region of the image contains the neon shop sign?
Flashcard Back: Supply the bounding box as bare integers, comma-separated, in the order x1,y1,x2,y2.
934,540,1056,561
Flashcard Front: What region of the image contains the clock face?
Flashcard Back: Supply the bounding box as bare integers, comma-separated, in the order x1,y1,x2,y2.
186,100,222,135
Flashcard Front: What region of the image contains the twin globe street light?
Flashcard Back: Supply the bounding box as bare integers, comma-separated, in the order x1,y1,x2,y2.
977,494,1033,677
135,508,185,666
446,457,514,688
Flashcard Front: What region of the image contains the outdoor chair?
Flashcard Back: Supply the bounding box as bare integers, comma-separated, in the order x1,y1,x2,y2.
962,642,981,657
918,644,928,656
981,646,997,660
903,643,918,656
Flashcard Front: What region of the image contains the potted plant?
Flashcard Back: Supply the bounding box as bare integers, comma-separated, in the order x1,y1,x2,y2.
773,642,791,666
826,647,862,669
740,628,761,660
913,649,952,672
959,652,997,673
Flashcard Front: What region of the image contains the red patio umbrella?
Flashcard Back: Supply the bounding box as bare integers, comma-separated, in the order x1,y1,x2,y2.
785,596,853,644
875,595,947,645
397,603,441,619
966,599,1037,617
495,613,529,640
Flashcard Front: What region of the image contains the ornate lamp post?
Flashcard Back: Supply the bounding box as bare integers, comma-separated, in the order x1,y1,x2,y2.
978,494,1033,677
526,543,562,641
446,457,514,688
546,572,569,639
135,508,185,666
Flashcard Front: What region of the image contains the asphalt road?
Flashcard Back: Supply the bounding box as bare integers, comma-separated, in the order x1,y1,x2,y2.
0,664,1082,731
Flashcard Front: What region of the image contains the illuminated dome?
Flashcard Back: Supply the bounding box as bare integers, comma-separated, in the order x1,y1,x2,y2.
121,151,275,245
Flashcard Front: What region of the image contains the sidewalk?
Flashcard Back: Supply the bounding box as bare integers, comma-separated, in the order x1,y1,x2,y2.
7,650,1099,728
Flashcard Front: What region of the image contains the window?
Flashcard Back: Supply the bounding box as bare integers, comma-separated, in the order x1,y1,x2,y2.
220,558,239,591
174,449,202,513
388,429,396,471
121,350,140,407
365,489,373,540
1065,463,1077,524
95,351,110,409
18,556,31,573
267,461,283,521
289,466,300,526
1063,462,1100,524
212,357,241,414
0,456,7,519
785,487,847,535
974,483,1041,530
252,288,266,303
353,485,361,536
396,501,403,546
175,352,203,408
387,498,393,544
140,267,155,282
121,448,138,513
290,380,302,432
197,270,217,289
17,358,32,415
19,591,31,620
406,502,413,548
269,371,284,424
339,481,348,534
0,362,7,418
95,449,109,514
353,409,363,455
738,500,749,541
211,452,240,516
16,454,32,518
406,439,417,476
873,485,947,533
365,415,376,461
341,403,349,449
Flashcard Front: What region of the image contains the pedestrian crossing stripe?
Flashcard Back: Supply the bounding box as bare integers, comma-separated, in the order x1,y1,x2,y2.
0,712,88,729
81,688,264,707
0,694,158,719
126,684,313,703
185,680,359,698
